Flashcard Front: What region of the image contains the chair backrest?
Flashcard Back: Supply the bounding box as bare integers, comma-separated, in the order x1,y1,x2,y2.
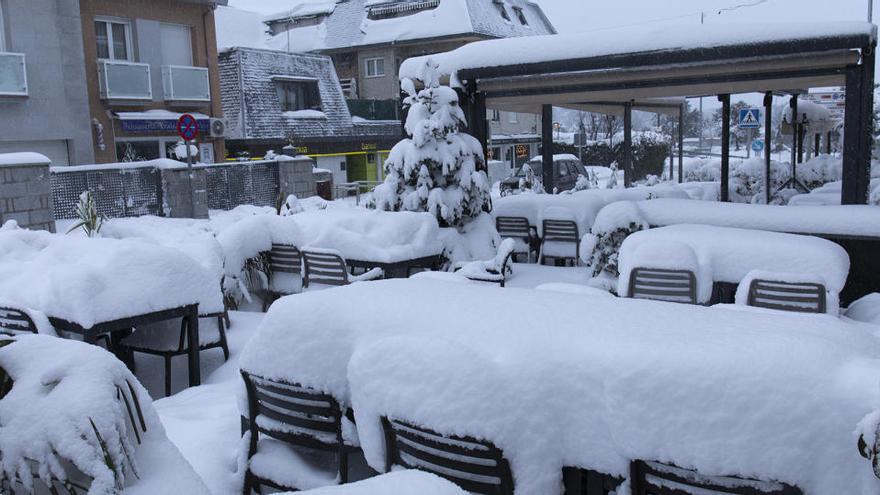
0,307,38,336
241,371,344,451
542,219,579,243
630,460,802,495
383,417,514,495
628,268,697,304
302,249,349,287
496,216,531,241
562,466,623,495
746,279,826,314
270,244,302,274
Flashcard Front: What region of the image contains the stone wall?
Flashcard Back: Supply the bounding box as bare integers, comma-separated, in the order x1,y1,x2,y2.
0,155,55,232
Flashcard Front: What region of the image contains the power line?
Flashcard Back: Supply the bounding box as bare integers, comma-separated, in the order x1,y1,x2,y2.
581,0,773,32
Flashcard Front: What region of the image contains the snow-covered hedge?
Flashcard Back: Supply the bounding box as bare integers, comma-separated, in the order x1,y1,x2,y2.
0,335,207,494
580,201,648,278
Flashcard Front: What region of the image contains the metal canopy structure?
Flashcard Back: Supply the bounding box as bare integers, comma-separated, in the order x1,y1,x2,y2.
448,28,876,204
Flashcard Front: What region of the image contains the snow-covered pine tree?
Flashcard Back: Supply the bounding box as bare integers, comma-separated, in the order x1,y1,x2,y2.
368,59,491,227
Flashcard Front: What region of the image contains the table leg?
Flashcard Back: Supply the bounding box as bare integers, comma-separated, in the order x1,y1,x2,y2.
186,307,201,387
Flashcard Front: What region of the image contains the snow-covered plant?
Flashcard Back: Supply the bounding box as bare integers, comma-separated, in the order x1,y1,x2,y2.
172,140,198,161
278,194,304,216
223,252,270,311
367,59,491,228
573,174,591,191
581,201,648,278
67,191,104,237
606,161,619,189
264,150,277,160
589,170,599,188
858,410,880,478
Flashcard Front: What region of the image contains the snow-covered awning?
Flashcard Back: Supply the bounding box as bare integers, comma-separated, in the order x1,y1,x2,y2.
115,110,212,134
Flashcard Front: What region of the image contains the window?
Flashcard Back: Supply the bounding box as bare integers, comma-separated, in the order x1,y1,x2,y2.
160,23,192,66
95,17,132,60
365,57,385,78
513,7,528,25
275,80,322,112
489,147,501,160
117,140,160,162
495,2,511,21
487,109,500,122
508,112,518,124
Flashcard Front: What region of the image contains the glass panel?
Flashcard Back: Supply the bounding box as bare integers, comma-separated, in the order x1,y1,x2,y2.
117,140,160,162
104,61,150,99
376,58,384,75
160,23,192,66
0,4,6,52
0,53,27,95
111,22,128,60
167,66,209,100
95,21,110,59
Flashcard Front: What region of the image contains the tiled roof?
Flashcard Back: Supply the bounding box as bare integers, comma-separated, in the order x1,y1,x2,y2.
219,47,401,142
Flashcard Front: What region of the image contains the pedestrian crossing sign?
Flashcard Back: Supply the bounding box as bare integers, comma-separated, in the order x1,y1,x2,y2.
738,108,762,129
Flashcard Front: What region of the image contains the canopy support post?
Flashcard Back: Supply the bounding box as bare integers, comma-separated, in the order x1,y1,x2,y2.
719,94,730,202
541,104,554,193
842,43,874,204
789,95,799,186
763,92,773,204
678,103,684,183
623,100,633,188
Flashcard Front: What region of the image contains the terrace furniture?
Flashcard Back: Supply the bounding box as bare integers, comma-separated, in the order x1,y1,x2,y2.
0,306,40,336
744,278,827,314
119,313,229,397
453,238,516,287
540,219,580,266
263,243,304,312
628,268,698,305
241,371,358,494
382,417,514,495
629,460,803,494
302,248,384,288
495,216,537,262
561,467,622,495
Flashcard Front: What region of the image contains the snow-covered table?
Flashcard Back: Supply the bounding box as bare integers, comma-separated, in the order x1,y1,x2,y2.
0,224,222,387
493,193,605,237
241,278,880,494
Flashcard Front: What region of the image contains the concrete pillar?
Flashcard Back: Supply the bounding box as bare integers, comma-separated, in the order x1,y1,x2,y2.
277,156,318,199
0,154,55,232
161,166,208,219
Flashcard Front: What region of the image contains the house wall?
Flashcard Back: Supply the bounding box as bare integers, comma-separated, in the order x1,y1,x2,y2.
0,0,94,165
490,111,540,136
79,0,225,163
355,46,398,99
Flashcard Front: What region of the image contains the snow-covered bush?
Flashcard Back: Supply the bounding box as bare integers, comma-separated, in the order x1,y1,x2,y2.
263,150,277,160
516,163,544,194
581,201,648,278
67,191,104,237
573,173,591,191
0,335,147,494
605,161,619,189
368,59,491,227
278,194,304,216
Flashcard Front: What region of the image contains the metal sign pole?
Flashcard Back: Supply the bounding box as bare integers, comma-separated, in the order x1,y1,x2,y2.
185,139,195,218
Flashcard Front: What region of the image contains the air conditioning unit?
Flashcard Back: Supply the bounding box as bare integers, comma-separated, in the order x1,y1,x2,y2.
208,117,228,138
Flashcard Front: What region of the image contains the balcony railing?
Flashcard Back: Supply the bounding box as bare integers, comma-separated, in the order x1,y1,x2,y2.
162,65,210,102
98,60,152,100
0,52,28,97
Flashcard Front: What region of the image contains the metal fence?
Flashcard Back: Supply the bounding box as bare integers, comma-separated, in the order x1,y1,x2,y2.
51,166,162,219
204,161,280,210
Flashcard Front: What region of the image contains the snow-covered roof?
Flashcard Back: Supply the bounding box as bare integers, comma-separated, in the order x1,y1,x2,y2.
0,152,51,167
400,21,876,81
214,6,269,51
218,46,401,142
263,0,555,53
263,0,337,23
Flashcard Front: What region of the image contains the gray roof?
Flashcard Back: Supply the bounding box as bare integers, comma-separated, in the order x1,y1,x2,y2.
219,47,400,142
264,0,556,53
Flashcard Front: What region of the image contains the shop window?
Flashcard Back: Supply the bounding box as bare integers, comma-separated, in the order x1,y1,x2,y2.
117,140,160,162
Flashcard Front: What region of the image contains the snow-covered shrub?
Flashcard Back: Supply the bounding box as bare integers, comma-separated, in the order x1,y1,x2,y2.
0,335,149,494
573,173,591,191
278,194,304,216
67,191,104,237
518,163,541,193
263,150,277,160
581,201,648,278
858,410,880,479
605,161,619,189
367,59,491,227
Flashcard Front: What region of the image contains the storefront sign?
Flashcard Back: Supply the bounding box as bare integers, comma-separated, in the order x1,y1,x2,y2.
120,118,211,133
361,143,377,151
515,144,529,158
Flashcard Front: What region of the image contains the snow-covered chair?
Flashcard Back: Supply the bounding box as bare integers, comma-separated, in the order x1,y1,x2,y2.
296,470,467,494
241,371,359,493
120,314,229,397
628,267,697,305
736,270,830,314
0,303,52,336
453,238,516,287
630,460,802,494
539,207,580,266
302,248,383,289
620,240,707,305
495,216,536,262
263,243,304,312
382,417,514,495
562,466,623,495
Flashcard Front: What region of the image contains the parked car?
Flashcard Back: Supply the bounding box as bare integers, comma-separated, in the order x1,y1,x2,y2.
500,154,586,195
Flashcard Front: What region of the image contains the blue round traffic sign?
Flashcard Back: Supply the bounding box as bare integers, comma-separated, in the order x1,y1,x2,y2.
751,139,765,153
177,113,199,141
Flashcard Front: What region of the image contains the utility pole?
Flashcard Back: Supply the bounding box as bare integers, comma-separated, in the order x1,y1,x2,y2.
869,0,874,22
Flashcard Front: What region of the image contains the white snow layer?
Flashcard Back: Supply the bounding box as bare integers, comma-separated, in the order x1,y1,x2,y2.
293,470,467,494
846,293,880,325
0,152,51,166
616,224,849,299
400,21,876,83
240,278,880,495
0,335,208,494
0,222,222,328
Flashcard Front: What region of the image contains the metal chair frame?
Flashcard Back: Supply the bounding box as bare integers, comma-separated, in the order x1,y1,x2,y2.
630,460,803,495
628,268,698,305
0,307,38,336
496,216,537,262
746,279,827,314
263,243,303,311
540,219,580,266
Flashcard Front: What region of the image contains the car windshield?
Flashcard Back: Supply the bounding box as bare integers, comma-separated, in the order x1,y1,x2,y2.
515,162,543,177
